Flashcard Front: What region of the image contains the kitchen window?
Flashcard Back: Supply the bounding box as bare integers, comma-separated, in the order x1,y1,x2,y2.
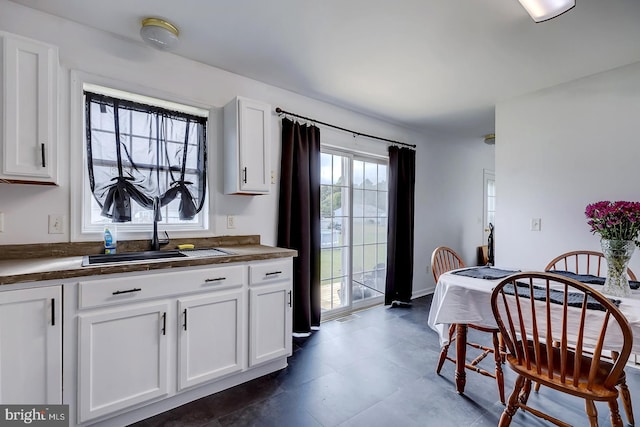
71,72,210,239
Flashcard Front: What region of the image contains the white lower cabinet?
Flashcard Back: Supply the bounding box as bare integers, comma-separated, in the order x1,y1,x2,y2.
249,260,293,366
177,289,244,390
73,258,292,425
77,302,170,423
0,285,61,404
76,264,249,424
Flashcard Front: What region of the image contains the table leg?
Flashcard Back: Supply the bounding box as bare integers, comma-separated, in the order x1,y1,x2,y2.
455,323,467,394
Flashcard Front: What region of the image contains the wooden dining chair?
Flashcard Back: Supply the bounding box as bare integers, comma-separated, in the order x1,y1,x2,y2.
545,250,637,281
430,246,505,404
544,250,635,426
491,272,633,427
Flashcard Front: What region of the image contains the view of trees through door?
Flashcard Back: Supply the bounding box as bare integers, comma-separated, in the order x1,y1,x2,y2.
320,149,388,318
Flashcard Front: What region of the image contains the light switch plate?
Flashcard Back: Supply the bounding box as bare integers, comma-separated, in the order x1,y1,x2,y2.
48,214,64,234
530,217,541,231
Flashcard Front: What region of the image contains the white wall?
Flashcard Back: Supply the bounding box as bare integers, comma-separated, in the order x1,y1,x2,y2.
0,0,494,298
415,132,495,295
496,60,640,273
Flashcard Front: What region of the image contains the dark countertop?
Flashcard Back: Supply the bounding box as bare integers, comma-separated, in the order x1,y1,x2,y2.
0,236,297,286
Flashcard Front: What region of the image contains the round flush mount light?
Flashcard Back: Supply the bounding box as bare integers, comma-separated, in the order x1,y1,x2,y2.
140,18,179,51
484,134,496,145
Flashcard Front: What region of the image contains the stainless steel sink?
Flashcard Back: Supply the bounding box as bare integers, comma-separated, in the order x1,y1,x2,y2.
81,248,234,266
82,250,186,266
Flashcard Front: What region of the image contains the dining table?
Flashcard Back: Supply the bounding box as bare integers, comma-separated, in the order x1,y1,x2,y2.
427,266,640,396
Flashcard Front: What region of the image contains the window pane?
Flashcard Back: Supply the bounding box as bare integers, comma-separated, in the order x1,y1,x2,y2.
353,189,364,217
364,162,377,190
353,160,364,187
352,245,363,274
378,164,387,187
377,218,387,243
352,218,364,246
320,153,332,185
363,244,377,271
320,248,333,281
333,156,345,185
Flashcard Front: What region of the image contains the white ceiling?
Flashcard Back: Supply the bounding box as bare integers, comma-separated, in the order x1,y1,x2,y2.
8,0,640,138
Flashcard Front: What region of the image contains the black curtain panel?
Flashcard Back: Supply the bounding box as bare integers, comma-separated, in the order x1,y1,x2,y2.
385,146,416,305
277,118,321,335
85,92,207,222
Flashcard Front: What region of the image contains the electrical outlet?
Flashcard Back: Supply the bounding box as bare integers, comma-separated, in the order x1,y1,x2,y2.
0,212,4,232
530,217,541,232
271,170,276,184
48,214,64,234
227,215,236,229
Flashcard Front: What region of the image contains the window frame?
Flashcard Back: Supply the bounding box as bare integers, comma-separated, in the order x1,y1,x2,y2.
320,144,389,320
70,70,213,242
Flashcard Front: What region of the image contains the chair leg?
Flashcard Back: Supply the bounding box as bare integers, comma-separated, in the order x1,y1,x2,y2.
492,331,505,404
518,379,532,406
437,324,456,374
611,351,634,426
499,375,525,427
608,398,624,427
618,380,635,426
586,399,599,427
533,382,541,393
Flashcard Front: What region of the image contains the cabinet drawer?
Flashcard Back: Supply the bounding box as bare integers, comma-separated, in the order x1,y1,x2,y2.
249,260,292,286
79,265,246,309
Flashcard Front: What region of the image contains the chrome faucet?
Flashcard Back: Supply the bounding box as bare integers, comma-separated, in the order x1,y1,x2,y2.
151,197,170,251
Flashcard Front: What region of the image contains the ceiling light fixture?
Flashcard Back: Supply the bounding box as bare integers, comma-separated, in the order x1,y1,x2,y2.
484,134,496,145
140,18,179,51
518,0,575,23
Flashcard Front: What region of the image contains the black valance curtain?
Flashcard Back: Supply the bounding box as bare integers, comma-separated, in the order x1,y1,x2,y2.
85,92,207,222
385,146,416,305
277,118,321,335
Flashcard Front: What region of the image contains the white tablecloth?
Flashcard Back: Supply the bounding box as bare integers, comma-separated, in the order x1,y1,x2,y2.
427,268,640,354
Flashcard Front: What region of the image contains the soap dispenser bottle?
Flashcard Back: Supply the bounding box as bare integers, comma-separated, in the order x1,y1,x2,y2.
104,224,117,254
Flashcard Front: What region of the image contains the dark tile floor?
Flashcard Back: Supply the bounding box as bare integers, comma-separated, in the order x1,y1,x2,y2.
130,295,639,427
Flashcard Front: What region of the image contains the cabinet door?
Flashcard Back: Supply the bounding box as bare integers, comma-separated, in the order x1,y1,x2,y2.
78,302,170,423
238,98,270,193
224,96,271,194
249,282,292,366
177,289,245,390
0,286,61,404
1,34,58,183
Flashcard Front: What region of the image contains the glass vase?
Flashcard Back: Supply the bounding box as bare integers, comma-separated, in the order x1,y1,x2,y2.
601,239,635,298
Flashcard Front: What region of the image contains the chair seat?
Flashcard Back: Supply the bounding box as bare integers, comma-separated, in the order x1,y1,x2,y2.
507,341,619,401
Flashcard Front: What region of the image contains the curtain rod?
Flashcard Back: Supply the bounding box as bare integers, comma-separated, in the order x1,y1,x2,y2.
275,107,416,149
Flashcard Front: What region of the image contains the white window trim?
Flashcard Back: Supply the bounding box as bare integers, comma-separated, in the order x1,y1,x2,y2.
70,70,215,242
320,144,389,320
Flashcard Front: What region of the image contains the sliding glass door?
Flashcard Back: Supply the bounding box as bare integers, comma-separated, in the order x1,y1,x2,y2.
320,149,388,318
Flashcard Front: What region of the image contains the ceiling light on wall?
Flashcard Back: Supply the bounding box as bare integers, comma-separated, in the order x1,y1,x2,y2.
140,18,179,51
484,134,496,145
518,0,575,23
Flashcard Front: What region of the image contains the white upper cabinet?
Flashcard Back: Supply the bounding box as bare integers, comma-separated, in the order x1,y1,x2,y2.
224,96,271,195
1,32,58,184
